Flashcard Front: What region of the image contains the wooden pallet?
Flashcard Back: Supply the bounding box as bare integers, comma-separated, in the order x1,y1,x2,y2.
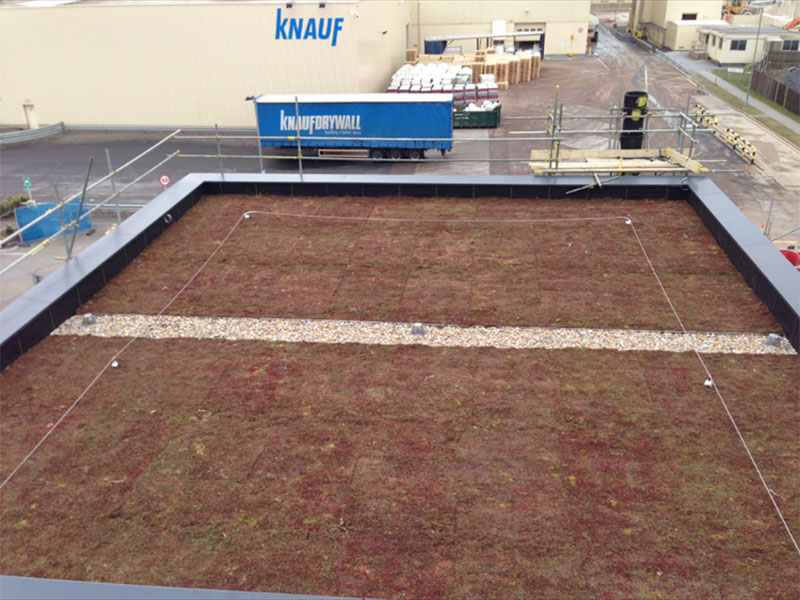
528,148,708,176
399,49,543,89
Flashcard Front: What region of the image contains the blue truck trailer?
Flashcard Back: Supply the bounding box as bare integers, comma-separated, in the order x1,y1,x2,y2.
254,93,453,159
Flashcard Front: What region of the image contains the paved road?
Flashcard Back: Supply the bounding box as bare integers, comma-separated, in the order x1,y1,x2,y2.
1,130,264,208
595,23,799,242
1,25,797,309
0,128,493,210
0,129,490,309
666,51,800,135
0,215,118,310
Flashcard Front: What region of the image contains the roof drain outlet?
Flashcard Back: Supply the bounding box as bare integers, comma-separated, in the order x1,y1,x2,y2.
765,333,783,347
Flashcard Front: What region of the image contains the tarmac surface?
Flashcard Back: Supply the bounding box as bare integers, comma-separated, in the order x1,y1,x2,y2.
1,23,798,309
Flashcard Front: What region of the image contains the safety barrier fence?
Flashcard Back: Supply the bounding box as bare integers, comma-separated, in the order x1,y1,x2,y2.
1,108,742,285
0,122,65,146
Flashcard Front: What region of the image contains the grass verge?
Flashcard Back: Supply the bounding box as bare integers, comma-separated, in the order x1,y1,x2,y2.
711,67,800,127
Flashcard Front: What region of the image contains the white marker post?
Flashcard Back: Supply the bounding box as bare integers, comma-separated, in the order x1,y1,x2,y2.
23,178,33,204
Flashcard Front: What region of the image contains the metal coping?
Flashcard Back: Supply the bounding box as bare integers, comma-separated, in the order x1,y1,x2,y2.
0,575,371,600
1,173,798,371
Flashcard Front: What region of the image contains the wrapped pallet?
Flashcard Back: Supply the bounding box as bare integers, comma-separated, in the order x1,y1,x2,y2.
390,47,542,93
469,63,484,83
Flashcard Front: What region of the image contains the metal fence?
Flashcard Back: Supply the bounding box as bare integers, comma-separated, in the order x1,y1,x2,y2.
2,104,741,308
176,107,714,177
750,70,800,116
0,122,65,146
0,130,180,288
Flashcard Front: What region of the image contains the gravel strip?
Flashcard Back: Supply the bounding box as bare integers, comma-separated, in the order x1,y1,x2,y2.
53,314,796,355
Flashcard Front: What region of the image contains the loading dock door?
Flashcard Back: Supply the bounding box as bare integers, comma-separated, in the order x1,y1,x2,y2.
515,22,545,54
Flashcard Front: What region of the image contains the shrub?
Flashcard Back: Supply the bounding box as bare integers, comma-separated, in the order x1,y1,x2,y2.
0,194,27,217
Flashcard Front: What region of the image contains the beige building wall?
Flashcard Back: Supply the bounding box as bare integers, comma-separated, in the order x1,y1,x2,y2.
408,0,591,55
704,33,773,64
590,0,631,5
0,0,593,128
658,0,724,24
665,22,704,50
0,0,409,128
632,0,724,45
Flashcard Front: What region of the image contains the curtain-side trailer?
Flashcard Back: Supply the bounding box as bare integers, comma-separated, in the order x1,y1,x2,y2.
254,93,454,159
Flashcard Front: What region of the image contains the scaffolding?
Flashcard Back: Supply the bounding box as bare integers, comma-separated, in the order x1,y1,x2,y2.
1,97,752,283
173,103,718,177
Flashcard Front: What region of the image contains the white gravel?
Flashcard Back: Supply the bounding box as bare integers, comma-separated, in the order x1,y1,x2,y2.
53,313,796,355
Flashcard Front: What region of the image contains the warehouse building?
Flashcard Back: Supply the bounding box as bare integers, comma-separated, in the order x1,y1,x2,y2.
408,1,591,55
663,18,730,51
0,0,590,129
629,0,725,48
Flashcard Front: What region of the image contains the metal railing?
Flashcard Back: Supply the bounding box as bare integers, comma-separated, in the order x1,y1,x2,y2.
0,122,65,146
0,151,180,278
174,103,716,177
0,130,182,286
1,103,742,292
0,129,181,249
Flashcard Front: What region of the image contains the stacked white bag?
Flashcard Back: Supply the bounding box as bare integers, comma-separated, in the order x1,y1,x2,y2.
463,100,501,112
388,63,475,92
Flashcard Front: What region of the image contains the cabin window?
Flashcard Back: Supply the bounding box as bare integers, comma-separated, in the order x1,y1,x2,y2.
682,13,698,21
730,39,747,51
782,40,800,51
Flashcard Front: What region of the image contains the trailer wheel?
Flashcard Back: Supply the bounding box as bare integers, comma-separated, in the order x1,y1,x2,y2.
390,149,403,161
408,149,422,160
440,149,446,157
369,149,385,160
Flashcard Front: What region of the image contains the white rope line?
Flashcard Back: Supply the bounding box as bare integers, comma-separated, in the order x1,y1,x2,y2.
243,209,631,225
5,205,797,567
0,213,248,492
2,211,629,491
2,210,634,491
627,219,800,558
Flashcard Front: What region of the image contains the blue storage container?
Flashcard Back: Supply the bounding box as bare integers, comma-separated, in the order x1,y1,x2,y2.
424,40,448,55
255,93,453,157
15,201,92,244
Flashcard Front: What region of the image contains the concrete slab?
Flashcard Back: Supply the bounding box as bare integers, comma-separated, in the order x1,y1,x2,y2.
667,51,800,135
0,215,117,310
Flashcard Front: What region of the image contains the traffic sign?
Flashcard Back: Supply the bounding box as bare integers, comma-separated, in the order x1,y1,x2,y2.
159,175,170,187
23,177,32,192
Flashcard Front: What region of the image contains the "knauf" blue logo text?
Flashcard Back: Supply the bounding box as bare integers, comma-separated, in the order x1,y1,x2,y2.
275,8,345,47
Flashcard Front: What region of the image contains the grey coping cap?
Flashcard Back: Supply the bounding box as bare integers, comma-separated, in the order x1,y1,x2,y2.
0,576,377,600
